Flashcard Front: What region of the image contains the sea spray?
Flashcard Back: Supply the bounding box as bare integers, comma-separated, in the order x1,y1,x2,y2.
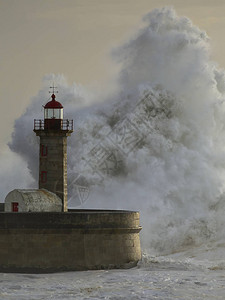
5,7,225,256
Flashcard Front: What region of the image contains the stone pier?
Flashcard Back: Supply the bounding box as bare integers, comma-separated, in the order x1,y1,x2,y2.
0,210,142,273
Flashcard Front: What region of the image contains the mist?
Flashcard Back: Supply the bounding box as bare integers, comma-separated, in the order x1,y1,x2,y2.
2,7,225,255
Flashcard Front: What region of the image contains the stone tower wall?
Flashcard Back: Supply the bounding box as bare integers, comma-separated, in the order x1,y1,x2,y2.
35,131,71,212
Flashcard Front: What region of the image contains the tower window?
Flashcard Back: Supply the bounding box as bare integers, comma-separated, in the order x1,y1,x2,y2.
41,171,47,183
41,144,48,156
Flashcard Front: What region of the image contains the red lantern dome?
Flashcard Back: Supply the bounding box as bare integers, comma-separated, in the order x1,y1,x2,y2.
44,94,63,109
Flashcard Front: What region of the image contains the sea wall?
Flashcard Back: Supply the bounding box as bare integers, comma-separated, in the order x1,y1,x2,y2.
0,210,142,273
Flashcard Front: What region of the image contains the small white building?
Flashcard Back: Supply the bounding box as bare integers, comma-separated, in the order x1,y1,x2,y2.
4,189,62,212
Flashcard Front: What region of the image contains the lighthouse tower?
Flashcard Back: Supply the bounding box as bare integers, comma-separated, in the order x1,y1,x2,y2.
34,89,73,212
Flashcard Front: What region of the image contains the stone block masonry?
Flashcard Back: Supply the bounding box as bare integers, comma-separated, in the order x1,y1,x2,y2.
34,130,72,212
0,210,142,273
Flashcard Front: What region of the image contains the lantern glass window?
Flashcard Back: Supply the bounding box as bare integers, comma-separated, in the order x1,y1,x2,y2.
44,108,63,119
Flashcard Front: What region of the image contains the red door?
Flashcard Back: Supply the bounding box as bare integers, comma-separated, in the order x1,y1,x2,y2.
12,202,19,212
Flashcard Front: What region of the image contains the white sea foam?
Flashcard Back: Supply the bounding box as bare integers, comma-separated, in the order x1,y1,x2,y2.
0,264,224,299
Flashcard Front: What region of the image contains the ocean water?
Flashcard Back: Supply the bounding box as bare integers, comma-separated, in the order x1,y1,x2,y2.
1,252,225,300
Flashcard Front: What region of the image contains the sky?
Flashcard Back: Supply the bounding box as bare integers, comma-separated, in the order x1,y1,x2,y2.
1,0,225,149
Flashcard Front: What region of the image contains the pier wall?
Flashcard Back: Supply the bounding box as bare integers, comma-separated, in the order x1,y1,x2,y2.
0,210,142,273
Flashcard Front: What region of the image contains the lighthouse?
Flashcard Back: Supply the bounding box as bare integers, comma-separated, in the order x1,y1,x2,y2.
34,89,73,211
2,87,142,273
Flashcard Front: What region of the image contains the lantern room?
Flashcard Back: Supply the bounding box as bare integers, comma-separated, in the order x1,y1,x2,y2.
44,93,63,130
34,91,73,132
44,94,63,119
